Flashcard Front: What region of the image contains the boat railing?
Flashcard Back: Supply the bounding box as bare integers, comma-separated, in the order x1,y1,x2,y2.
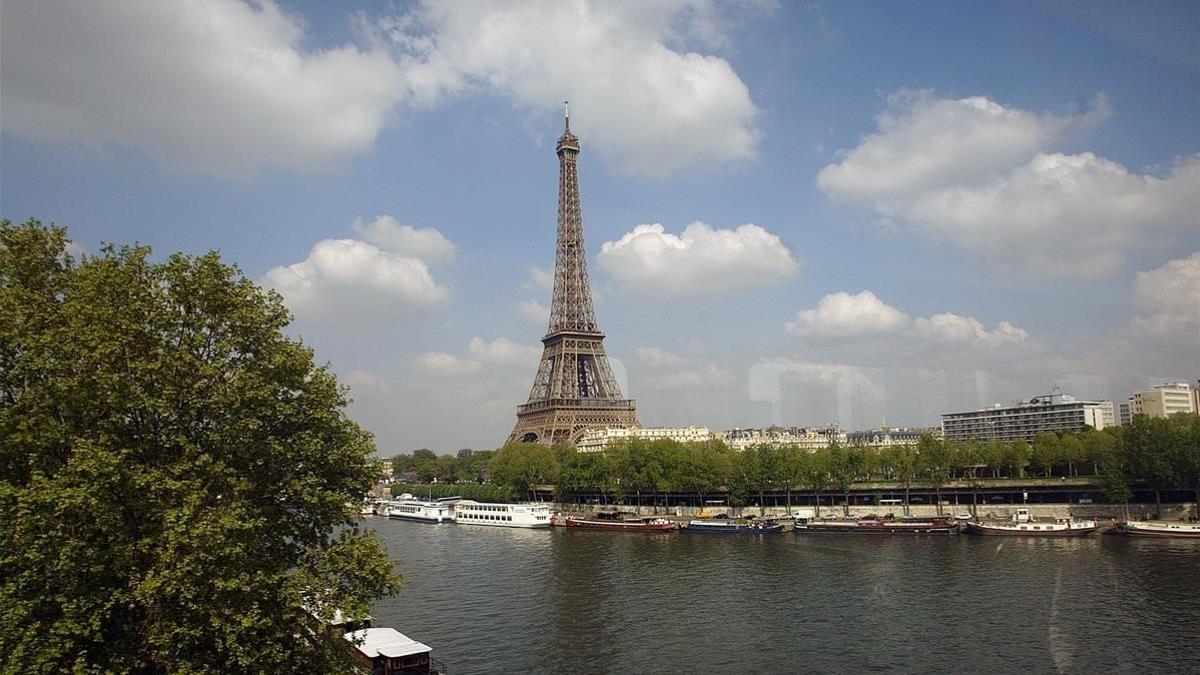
432,657,449,674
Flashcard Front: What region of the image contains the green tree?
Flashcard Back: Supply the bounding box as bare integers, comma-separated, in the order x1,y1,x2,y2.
489,442,560,500
882,445,917,515
0,220,401,673
917,433,951,515
1125,415,1178,516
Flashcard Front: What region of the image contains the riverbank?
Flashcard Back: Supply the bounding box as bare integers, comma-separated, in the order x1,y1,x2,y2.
552,501,1196,521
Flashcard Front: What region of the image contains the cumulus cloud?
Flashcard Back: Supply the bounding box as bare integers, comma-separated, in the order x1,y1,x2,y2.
785,291,908,337
374,0,763,176
818,90,1198,278
263,239,449,324
818,90,1109,205
1,0,408,177
633,345,731,392
353,215,457,263
786,290,1027,346
635,346,690,369
468,337,541,367
516,299,549,325
344,369,389,395
598,222,798,297
520,266,554,293
415,352,481,376
1131,251,1200,337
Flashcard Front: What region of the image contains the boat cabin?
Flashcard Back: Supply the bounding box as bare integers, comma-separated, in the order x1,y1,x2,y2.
344,628,436,675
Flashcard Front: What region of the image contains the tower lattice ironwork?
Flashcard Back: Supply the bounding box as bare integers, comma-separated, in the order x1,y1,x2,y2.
508,105,639,445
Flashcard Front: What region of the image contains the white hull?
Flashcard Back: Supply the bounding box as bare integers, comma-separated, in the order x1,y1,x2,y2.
454,500,552,528
381,499,455,524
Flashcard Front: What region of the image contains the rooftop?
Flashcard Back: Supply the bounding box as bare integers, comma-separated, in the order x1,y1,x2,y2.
343,628,431,658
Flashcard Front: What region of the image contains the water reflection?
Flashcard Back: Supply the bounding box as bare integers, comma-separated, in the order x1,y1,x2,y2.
363,519,1200,674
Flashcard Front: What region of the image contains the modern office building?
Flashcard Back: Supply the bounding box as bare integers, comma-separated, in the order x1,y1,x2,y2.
1121,382,1198,421
941,394,1113,443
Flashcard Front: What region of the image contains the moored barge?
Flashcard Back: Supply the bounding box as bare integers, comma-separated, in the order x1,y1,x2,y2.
965,509,1097,537
1114,520,1200,538
563,514,676,531
683,519,783,533
795,517,959,534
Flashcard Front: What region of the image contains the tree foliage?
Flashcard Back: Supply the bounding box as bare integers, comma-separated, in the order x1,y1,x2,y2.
0,220,401,673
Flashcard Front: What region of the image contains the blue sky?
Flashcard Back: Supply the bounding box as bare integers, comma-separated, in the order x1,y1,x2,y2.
3,0,1198,453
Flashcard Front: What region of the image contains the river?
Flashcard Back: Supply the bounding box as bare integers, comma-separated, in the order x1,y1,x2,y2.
363,518,1200,674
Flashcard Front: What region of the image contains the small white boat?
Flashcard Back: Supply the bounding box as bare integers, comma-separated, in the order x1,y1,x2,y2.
453,500,552,528
381,498,456,524
1115,520,1200,538
965,508,1098,537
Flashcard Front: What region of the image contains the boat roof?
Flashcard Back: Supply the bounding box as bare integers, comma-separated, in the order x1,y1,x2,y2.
344,628,431,658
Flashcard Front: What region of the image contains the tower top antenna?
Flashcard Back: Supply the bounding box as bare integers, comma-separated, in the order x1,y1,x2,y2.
564,100,570,129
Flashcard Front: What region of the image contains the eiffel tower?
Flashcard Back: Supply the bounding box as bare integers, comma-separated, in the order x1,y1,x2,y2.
508,105,639,445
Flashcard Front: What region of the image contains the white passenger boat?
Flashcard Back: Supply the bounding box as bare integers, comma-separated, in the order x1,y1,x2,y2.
453,500,552,528
965,508,1097,537
1115,520,1200,538
381,498,456,524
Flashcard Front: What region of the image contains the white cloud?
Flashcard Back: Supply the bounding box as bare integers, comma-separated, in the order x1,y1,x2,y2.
785,291,909,337
376,1,763,176
818,90,1108,205
818,91,1198,278
913,314,1029,346
905,153,1200,278
344,369,389,395
1,0,409,177
415,352,481,376
515,299,549,325
263,239,448,324
353,215,457,263
467,337,541,367
634,345,731,391
635,346,690,368
642,363,733,391
520,266,554,293
598,221,798,297
786,290,1028,346
1131,251,1200,337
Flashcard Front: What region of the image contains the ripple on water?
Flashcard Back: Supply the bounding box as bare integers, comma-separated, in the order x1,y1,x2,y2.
362,520,1200,674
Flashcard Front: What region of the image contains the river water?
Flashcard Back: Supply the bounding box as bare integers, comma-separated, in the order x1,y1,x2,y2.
363,518,1200,674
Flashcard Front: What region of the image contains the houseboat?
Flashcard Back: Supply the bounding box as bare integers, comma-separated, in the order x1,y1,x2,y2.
381,498,456,524
563,512,676,531
683,519,784,533
965,508,1098,537
795,516,959,534
1114,520,1200,538
343,627,444,675
454,500,552,528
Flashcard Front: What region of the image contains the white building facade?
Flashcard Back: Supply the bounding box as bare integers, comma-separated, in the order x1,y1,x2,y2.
575,426,713,453
942,394,1114,443
1122,382,1198,421
720,426,846,452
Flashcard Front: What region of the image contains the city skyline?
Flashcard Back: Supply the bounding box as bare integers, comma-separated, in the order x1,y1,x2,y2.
2,1,1198,452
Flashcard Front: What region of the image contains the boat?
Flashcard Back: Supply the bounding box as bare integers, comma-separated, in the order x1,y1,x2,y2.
343,627,446,675
563,512,676,531
453,500,552,528
683,519,784,533
380,498,456,524
794,516,959,534
1114,520,1200,538
964,508,1098,537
